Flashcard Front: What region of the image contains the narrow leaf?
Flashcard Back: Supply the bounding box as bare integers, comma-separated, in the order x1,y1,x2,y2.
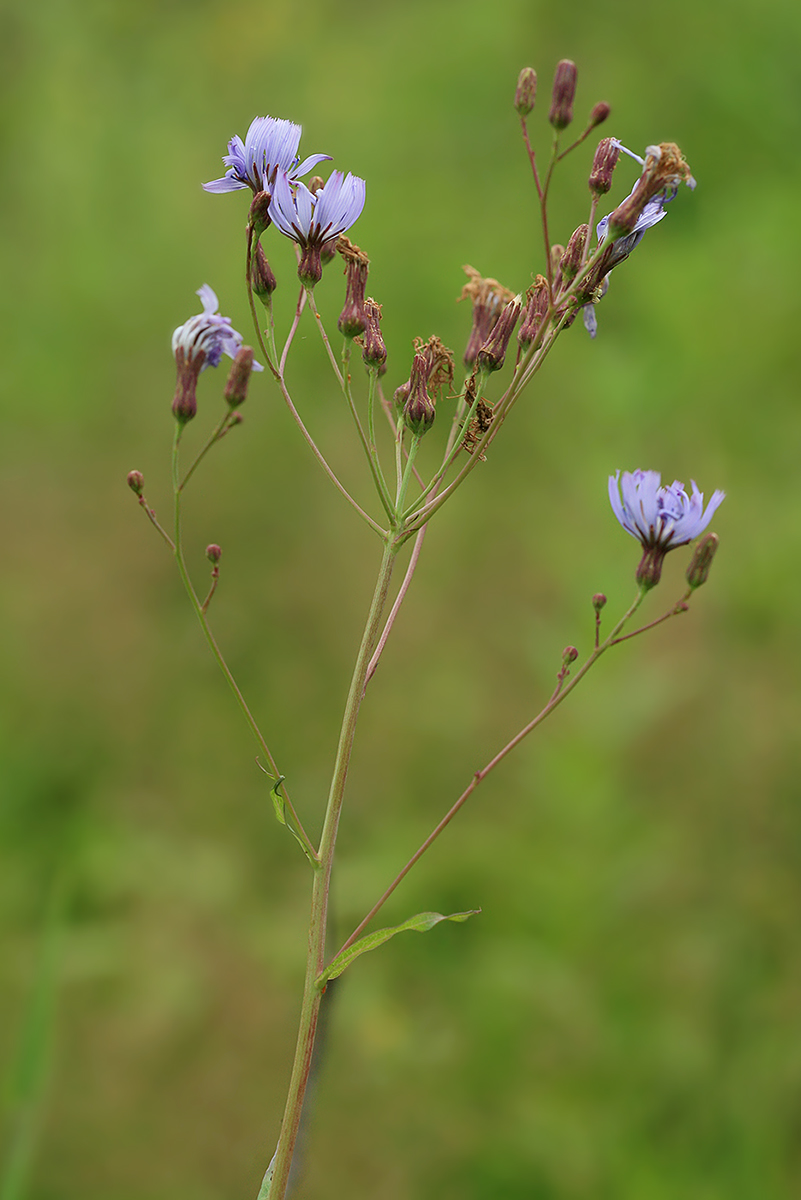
269,774,287,826
318,909,480,988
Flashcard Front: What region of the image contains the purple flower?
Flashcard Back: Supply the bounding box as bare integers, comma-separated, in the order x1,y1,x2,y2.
171,285,261,422
268,169,366,286
609,469,725,589
203,116,330,195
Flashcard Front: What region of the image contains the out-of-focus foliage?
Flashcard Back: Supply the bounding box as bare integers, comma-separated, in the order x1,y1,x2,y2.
2,0,801,1196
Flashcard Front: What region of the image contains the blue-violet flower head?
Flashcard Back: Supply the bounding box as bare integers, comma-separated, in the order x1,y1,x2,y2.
609,469,725,589
171,285,262,423
203,116,330,195
269,169,366,286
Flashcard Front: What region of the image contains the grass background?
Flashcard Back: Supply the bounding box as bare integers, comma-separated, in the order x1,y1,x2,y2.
2,0,801,1196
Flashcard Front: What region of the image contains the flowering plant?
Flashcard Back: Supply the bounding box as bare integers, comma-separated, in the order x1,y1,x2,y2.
128,59,723,1198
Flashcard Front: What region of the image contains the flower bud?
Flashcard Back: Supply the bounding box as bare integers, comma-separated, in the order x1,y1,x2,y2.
206,543,222,564
588,101,610,129
562,646,579,665
337,237,370,338
514,67,537,116
686,533,719,590
224,346,255,408
127,470,145,495
361,298,387,369
321,237,339,266
402,353,436,435
588,137,620,196
476,295,522,372
251,242,278,300
549,60,578,130
249,191,272,237
560,224,588,282
592,592,607,612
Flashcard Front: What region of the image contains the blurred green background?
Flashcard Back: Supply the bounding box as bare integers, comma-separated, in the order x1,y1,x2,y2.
2,0,801,1196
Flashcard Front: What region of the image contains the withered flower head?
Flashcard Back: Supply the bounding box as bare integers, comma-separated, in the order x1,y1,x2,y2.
337,236,370,337
459,265,515,367
476,294,522,372
402,352,437,435
606,142,695,238
518,276,550,349
360,297,387,370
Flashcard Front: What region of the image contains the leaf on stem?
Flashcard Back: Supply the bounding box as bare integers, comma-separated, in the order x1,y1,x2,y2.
258,767,318,867
317,909,481,989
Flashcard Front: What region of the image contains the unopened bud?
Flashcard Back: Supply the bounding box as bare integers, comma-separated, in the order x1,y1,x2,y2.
560,224,588,281
588,137,620,196
127,470,145,496
686,533,719,590
514,67,537,116
249,191,272,236
321,237,339,266
476,295,522,372
224,346,254,408
549,60,578,130
588,101,610,129
206,544,222,564
592,592,607,612
251,242,278,300
562,645,579,665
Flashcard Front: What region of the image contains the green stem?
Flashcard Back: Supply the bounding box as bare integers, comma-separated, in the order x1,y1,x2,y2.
171,427,317,863
337,588,646,956
264,537,398,1200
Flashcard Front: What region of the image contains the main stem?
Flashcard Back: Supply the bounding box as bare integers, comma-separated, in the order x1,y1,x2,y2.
263,536,398,1200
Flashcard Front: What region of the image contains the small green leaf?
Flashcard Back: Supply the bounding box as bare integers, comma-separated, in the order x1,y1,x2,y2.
256,765,318,868
269,774,287,826
317,909,480,988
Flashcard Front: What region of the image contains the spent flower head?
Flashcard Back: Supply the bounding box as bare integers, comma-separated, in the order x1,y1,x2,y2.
609,469,724,590
269,170,366,286
203,116,330,195
459,266,515,367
